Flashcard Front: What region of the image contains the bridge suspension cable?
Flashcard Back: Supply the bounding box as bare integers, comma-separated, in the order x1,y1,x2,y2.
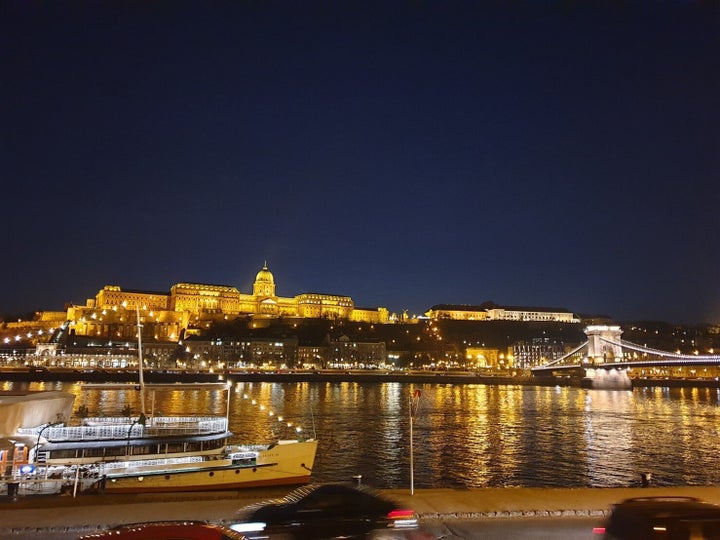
536,341,588,368
600,337,720,361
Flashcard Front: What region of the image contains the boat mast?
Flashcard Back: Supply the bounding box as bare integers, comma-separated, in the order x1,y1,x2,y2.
136,307,146,415
225,384,230,423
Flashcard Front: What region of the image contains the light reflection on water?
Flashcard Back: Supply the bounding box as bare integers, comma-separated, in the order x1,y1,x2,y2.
6,380,720,489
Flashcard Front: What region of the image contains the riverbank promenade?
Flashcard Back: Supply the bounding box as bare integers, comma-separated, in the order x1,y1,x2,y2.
2,486,720,536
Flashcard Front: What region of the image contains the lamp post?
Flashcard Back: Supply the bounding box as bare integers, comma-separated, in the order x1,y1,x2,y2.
409,389,421,495
136,307,146,416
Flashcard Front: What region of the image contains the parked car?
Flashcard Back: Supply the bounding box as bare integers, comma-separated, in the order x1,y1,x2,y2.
79,521,247,540
231,483,434,539
594,496,720,539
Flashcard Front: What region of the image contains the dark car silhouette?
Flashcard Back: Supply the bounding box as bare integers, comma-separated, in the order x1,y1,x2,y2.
594,496,720,539
231,483,433,539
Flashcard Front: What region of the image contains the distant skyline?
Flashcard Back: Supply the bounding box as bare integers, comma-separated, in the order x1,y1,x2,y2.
2,2,719,324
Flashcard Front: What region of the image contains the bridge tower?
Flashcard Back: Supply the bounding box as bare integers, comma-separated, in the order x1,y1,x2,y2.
585,325,623,364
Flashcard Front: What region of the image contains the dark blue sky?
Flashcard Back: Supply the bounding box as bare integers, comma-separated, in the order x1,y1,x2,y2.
2,1,719,323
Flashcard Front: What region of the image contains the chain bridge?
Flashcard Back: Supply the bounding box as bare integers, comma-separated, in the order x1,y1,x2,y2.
531,325,720,389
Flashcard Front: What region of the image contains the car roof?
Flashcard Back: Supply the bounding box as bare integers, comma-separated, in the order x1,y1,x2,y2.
236,482,399,517
611,497,720,516
243,482,392,506
606,496,720,537
285,483,385,499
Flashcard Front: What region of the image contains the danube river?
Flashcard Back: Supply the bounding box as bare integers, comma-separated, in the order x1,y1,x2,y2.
5,379,720,490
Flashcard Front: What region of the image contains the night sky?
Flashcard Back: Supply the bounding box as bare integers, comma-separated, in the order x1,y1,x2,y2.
2,2,719,324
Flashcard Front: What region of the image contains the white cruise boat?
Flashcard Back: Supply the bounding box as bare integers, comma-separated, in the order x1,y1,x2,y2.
1,384,317,496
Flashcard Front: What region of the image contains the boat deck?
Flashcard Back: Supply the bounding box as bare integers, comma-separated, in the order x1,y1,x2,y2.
18,416,229,442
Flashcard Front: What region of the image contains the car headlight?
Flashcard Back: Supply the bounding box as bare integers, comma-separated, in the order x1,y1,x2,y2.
229,522,267,533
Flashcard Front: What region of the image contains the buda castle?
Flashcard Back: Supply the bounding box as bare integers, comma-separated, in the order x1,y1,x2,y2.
65,263,389,343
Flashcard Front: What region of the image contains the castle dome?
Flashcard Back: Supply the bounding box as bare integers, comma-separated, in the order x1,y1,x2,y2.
255,262,274,284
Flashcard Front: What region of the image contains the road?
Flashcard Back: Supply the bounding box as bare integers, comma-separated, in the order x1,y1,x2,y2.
427,516,599,539
1,517,602,540
13,484,718,539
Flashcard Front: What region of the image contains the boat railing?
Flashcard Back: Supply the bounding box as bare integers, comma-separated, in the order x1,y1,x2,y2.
80,416,226,427
237,444,270,453
227,450,259,460
100,455,205,471
20,424,145,441
19,416,228,441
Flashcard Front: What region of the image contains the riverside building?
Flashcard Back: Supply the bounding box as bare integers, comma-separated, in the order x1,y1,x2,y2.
425,302,579,323
63,263,389,343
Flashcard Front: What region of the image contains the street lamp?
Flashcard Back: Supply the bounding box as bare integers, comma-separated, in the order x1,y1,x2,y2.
409,389,421,496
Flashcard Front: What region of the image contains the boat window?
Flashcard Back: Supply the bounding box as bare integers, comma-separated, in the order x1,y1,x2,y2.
166,443,184,453
207,440,224,450
83,448,106,458
50,450,77,459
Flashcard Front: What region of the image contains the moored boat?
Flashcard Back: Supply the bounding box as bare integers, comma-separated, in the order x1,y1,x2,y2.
1,384,318,496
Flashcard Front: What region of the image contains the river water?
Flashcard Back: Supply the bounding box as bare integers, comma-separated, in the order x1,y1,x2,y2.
5,379,720,490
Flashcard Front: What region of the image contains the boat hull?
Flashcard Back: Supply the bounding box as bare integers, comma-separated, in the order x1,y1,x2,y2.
101,439,318,494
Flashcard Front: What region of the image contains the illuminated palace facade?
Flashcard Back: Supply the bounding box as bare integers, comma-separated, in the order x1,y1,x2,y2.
425,303,579,323
66,263,389,342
